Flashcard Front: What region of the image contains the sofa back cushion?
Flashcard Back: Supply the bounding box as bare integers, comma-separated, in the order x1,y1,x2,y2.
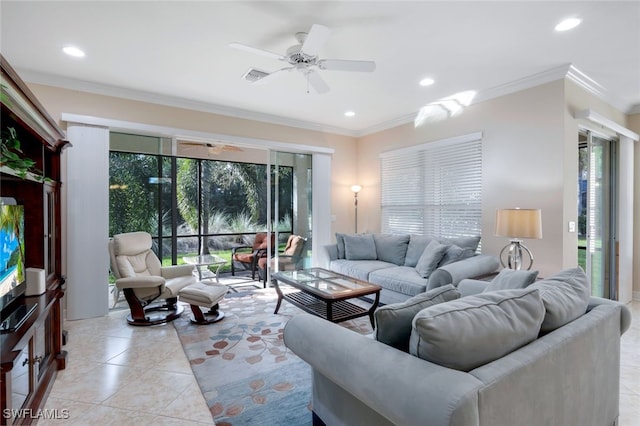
438,244,476,267
336,233,347,259
483,269,539,292
373,233,410,266
527,267,590,332
374,284,460,351
405,235,480,267
437,235,481,252
410,288,545,371
343,233,377,260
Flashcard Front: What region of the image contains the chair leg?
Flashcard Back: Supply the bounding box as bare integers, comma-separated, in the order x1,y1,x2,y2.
122,289,184,326
189,303,225,325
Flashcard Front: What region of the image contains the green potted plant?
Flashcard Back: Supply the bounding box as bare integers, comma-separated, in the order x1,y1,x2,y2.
0,126,47,181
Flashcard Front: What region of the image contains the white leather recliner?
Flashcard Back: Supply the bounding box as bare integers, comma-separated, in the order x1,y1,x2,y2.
108,231,195,326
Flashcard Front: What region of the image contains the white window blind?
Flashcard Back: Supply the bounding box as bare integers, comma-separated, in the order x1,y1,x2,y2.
380,132,483,243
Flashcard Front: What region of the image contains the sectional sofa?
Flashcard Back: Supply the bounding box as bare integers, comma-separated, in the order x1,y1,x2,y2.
284,267,631,426
323,233,499,304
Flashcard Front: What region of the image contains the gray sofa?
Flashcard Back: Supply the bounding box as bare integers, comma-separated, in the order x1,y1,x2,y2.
284,267,632,426
323,233,499,304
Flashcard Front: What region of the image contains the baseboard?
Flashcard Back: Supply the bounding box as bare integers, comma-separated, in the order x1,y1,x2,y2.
633,291,640,302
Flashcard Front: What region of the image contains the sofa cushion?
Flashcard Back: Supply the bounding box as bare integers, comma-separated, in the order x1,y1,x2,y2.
404,235,435,267
438,244,476,267
330,259,393,282
483,269,539,292
368,266,429,297
344,234,377,260
415,240,449,278
373,233,410,266
410,288,545,371
374,284,460,351
527,267,590,332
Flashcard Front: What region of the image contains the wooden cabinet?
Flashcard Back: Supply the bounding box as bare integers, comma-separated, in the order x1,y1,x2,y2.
1,55,69,424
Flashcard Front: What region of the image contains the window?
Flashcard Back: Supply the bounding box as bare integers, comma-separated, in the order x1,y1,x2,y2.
380,132,483,243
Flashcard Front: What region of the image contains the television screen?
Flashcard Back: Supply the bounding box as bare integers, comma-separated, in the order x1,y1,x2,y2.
0,204,25,309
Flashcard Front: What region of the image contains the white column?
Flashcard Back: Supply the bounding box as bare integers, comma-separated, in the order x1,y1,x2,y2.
312,153,332,268
618,135,634,303
65,124,110,320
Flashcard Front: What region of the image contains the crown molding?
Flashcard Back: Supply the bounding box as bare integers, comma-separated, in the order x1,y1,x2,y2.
18,65,635,139
16,68,359,137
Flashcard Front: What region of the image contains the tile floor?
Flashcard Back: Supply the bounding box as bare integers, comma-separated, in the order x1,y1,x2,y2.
37,299,640,426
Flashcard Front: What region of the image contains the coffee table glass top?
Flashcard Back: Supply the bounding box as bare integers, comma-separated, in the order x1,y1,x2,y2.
273,267,380,297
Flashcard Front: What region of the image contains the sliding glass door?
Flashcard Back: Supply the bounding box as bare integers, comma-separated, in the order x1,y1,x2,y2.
267,151,313,283
578,130,617,299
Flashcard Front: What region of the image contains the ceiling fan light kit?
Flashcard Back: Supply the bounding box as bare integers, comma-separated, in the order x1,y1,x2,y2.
230,24,376,94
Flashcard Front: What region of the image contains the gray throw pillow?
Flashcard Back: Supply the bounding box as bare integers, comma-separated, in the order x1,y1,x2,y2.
438,244,476,267
415,240,449,278
409,288,545,371
374,284,460,351
336,233,347,259
484,269,539,292
437,235,481,252
343,233,377,260
404,235,434,267
373,233,410,266
527,267,590,332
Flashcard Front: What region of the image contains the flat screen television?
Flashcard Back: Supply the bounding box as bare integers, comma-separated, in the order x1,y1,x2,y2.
0,203,26,312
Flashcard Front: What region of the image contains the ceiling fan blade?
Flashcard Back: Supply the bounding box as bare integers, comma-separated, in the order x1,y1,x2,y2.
318,59,376,72
301,24,330,56
306,70,330,94
228,42,285,61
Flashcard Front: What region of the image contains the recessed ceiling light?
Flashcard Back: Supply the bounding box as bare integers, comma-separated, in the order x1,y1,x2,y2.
555,17,581,32
344,111,355,117
63,46,85,57
419,77,435,87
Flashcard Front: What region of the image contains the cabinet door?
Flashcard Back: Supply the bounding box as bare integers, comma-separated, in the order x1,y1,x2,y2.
10,340,33,412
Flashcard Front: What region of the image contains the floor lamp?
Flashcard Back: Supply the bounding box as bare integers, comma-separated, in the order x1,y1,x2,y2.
495,208,542,270
351,185,362,233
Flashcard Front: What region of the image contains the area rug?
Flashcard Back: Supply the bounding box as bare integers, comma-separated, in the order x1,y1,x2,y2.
173,286,373,426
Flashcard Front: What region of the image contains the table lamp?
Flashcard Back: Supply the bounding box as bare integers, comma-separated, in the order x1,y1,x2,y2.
495,208,542,270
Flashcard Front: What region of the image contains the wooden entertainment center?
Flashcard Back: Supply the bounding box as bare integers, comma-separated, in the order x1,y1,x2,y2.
1,55,69,424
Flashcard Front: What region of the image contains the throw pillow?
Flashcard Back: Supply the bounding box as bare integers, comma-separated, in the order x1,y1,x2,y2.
483,269,539,292
404,235,434,267
527,267,590,333
409,288,545,371
374,284,460,352
437,235,481,252
414,240,449,278
373,233,410,266
438,244,476,267
343,233,377,260
336,233,347,259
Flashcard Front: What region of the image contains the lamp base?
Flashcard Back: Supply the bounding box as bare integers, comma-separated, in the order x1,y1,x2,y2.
499,240,534,270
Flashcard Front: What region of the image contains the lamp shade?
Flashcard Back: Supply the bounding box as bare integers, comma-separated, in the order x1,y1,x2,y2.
495,208,542,239
350,184,362,193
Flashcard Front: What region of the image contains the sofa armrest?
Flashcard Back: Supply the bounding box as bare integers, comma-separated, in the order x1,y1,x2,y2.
457,279,490,297
284,314,482,426
588,296,632,334
323,244,338,262
427,254,499,290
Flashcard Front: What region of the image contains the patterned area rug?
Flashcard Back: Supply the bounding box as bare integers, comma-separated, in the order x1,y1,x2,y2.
173,287,373,426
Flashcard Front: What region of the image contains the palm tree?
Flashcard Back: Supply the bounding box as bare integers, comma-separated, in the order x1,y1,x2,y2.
0,205,25,283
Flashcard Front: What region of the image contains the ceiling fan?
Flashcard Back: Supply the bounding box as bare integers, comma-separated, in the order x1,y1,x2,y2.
178,140,243,156
229,24,376,94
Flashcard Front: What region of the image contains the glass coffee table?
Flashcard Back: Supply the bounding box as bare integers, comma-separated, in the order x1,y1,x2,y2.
271,268,381,327
183,254,227,284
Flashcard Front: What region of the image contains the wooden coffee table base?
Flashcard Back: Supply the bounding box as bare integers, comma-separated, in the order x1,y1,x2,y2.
274,285,380,328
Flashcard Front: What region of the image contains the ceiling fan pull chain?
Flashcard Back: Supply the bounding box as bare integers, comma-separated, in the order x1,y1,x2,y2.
306,71,310,94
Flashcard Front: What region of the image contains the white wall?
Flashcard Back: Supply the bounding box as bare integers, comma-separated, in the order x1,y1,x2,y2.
357,80,566,278
65,124,110,320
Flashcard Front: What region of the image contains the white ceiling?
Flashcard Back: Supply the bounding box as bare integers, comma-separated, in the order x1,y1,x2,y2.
2,1,639,136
